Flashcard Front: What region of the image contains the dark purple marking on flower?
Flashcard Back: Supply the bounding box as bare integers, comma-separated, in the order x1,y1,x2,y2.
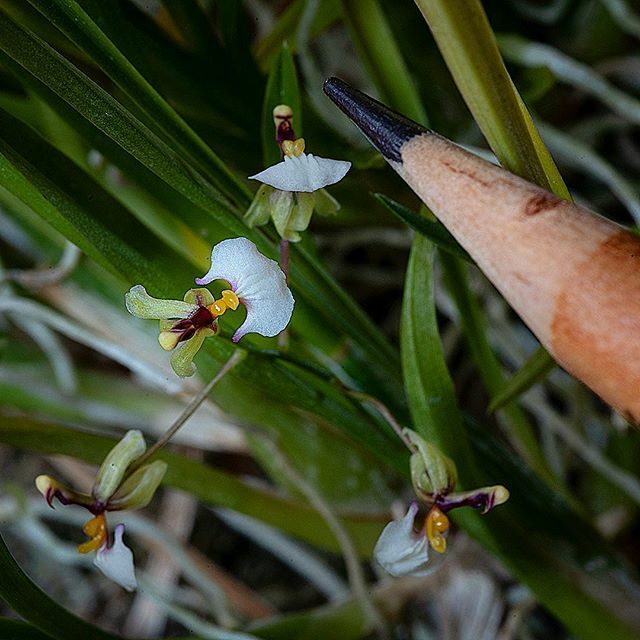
45,486,98,512
169,306,218,343
276,117,296,150
436,489,497,515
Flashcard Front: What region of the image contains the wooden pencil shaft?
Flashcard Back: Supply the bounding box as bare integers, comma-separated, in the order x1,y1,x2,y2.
324,78,640,423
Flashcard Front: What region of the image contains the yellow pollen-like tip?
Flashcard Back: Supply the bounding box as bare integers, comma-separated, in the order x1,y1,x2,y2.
158,331,180,351
208,300,227,317
35,475,52,496
493,486,510,506
425,506,449,554
77,513,107,554
282,138,305,158
221,290,239,311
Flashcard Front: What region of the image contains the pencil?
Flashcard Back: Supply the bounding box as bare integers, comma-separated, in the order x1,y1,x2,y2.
324,77,640,424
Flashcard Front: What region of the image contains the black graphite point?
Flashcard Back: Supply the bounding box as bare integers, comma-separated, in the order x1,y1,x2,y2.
323,77,428,162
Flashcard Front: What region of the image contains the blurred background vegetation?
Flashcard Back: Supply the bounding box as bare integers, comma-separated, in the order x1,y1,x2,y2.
0,0,639,638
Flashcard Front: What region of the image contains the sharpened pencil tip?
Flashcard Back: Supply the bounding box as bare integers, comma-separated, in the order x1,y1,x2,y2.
323,77,427,162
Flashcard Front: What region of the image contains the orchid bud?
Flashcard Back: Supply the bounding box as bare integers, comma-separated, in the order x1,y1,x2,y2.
93,430,146,503
404,429,457,498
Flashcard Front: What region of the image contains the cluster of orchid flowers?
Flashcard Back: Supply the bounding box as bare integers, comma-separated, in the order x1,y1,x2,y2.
34,105,354,589
34,103,507,591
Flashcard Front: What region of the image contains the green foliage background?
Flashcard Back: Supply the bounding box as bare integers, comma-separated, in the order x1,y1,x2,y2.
0,1,639,639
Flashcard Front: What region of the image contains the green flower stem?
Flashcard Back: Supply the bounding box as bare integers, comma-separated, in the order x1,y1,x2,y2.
347,390,416,453
253,431,386,638
128,349,246,473
341,0,428,125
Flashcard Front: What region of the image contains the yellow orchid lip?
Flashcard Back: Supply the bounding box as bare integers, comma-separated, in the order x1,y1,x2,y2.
77,513,107,554
425,506,449,554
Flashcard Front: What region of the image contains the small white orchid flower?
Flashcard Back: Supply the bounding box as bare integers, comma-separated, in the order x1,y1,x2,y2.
35,431,165,591
245,106,351,242
249,152,351,193
94,524,137,592
195,237,294,343
125,237,294,376
374,503,432,577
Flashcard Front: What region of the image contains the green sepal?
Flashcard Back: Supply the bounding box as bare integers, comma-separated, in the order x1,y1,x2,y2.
272,191,315,242
244,183,274,228
93,430,146,502
314,188,340,216
125,285,197,320
108,460,168,511
170,329,214,377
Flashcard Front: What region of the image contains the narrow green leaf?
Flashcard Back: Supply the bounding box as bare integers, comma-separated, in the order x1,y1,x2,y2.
0,618,53,640
27,0,251,207
489,346,556,412
440,253,555,483
261,42,301,168
400,234,475,469
373,193,471,262
0,534,118,640
0,106,194,297
341,0,428,125
413,0,570,197
0,8,246,236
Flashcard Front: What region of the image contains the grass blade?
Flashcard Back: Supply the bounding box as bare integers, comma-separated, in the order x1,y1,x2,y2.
489,346,556,412
374,193,471,262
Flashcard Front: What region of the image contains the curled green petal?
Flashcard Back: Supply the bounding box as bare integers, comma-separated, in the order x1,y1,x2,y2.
169,329,213,377
244,184,274,228
405,428,457,497
270,189,297,241
271,191,315,242
126,285,197,320
93,430,146,503
108,460,167,511
183,288,215,307
288,192,315,237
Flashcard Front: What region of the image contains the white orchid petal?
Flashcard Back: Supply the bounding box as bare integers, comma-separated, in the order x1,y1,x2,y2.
93,524,137,592
249,153,351,192
373,504,432,577
195,238,294,341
